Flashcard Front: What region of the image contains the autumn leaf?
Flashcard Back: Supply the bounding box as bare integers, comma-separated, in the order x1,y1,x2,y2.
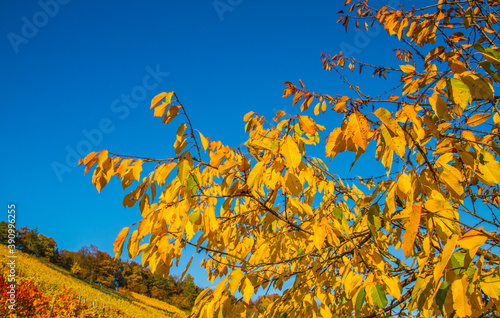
347,112,370,150
281,135,302,169
298,115,319,134
177,159,192,185
399,64,415,73
402,204,421,258
198,131,209,151
242,278,254,303
433,235,459,283
466,113,491,126
229,269,244,295
448,78,471,109
452,275,472,317
113,226,129,259
79,4,500,317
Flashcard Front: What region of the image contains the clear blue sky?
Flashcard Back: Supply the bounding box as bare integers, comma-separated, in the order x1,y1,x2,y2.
1,0,406,290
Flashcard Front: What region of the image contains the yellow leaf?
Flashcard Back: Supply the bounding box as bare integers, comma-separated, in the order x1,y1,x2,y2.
493,112,500,124
292,90,303,106
162,105,181,124
402,204,421,258
117,158,133,178
458,227,488,254
301,95,314,112
441,163,464,197
247,160,266,189
399,64,415,73
210,146,229,167
382,276,402,299
282,135,302,169
466,113,492,127
177,159,192,185
424,199,452,213
229,269,245,295
151,91,173,109
433,235,458,283
127,230,139,259
314,102,321,116
81,151,98,166
242,278,254,303
477,151,500,185
374,108,398,134
429,93,452,120
132,160,143,181
176,123,187,143
452,275,472,317
285,171,303,196
460,72,494,100
219,158,238,175
180,255,194,281
397,173,411,194
448,78,471,110
481,272,500,299
392,136,406,159
243,111,255,122
113,226,129,258
213,276,229,300
98,150,109,168
347,112,370,151
154,162,177,185
313,223,327,250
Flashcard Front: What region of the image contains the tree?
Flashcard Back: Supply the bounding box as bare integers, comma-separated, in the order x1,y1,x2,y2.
80,1,500,317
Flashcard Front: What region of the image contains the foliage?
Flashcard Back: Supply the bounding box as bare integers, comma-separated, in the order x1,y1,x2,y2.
81,0,500,317
0,224,202,311
0,244,185,317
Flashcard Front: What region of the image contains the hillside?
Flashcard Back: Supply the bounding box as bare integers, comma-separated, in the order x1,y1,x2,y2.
0,244,188,318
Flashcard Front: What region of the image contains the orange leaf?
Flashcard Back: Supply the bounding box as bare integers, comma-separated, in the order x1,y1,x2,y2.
347,112,370,151
299,115,319,134
113,226,130,258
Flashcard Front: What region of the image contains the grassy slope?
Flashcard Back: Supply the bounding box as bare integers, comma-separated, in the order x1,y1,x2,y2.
0,244,188,318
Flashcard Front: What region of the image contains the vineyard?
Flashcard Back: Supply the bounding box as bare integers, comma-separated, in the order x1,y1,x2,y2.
0,244,187,318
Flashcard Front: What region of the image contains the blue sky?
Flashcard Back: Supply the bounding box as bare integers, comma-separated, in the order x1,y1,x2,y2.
1,0,407,290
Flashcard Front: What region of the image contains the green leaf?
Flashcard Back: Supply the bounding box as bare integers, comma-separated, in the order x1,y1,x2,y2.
297,247,304,257
245,119,253,132
333,207,343,221
451,251,465,274
279,313,288,318
480,61,500,83
187,173,199,195
436,280,451,314
294,123,305,136
448,78,471,109
356,286,366,310
371,285,388,309
368,204,381,231
475,44,500,67
189,211,201,223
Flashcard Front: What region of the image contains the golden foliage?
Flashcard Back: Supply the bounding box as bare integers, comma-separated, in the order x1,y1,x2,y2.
81,1,500,317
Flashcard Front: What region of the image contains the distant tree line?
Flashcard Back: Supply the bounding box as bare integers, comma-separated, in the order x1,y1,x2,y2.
0,222,202,310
